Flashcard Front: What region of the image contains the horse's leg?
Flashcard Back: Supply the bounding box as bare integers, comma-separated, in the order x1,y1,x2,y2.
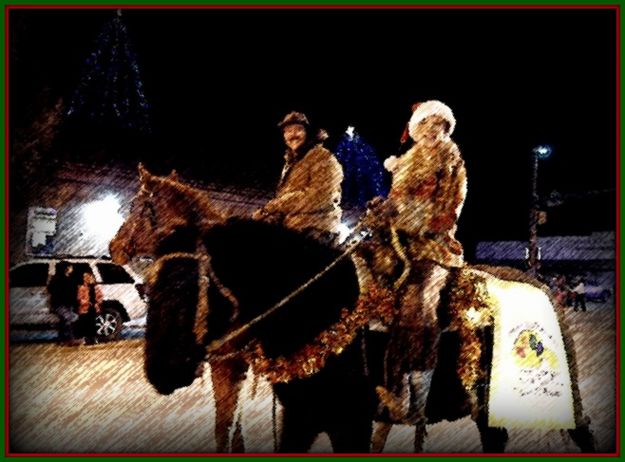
372,373,430,452
408,370,432,452
327,425,372,453
474,407,508,453
472,326,508,453
278,407,320,453
371,423,392,452
413,420,428,453
371,422,428,453
323,402,375,453
210,356,248,452
567,416,596,452
557,306,597,452
230,416,245,453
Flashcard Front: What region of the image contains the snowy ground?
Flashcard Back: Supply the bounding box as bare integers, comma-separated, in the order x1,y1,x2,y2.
8,302,616,454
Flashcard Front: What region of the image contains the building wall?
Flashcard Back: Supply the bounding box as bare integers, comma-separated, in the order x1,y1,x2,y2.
476,232,615,263
9,163,271,266
475,232,616,289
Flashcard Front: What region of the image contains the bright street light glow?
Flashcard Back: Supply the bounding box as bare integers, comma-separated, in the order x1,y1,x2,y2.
82,195,124,245
533,145,552,160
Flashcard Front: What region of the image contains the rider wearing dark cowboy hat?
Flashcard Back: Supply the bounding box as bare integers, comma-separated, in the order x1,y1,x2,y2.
253,111,343,246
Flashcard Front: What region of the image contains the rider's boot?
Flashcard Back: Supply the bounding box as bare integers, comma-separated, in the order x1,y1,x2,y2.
376,368,435,425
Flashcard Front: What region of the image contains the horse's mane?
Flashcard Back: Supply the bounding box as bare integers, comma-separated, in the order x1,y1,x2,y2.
136,175,225,256
203,218,360,359
150,174,225,230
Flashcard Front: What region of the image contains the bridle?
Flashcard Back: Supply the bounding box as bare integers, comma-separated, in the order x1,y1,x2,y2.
133,186,242,358
138,188,158,232
193,244,242,361
118,189,158,261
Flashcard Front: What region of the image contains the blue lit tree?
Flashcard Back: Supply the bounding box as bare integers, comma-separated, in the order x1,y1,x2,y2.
67,11,150,133
334,127,388,209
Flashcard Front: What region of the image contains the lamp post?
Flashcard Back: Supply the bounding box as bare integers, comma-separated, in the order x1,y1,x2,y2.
528,145,552,277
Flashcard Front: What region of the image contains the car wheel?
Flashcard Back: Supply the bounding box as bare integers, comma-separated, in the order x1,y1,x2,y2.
95,308,123,341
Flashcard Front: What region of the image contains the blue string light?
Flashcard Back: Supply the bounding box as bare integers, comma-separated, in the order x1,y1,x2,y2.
67,14,151,133
334,128,388,208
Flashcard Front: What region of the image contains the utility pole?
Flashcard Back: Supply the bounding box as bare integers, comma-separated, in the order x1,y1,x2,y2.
528,145,552,277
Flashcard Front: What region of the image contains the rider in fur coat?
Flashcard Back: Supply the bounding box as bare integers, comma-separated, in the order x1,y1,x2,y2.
367,101,468,425
384,101,467,269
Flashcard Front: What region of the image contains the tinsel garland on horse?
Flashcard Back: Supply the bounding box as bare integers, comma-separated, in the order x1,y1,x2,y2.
110,165,595,453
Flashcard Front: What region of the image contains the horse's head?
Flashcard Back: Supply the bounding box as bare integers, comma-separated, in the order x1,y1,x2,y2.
143,254,210,395
144,250,243,395
110,163,224,265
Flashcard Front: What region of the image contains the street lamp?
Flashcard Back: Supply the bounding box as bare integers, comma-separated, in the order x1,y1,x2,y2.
82,194,124,248
528,144,552,276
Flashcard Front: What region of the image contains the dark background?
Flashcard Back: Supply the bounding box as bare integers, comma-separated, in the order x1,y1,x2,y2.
9,8,617,256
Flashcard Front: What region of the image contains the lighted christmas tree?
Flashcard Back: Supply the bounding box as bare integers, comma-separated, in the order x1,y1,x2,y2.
66,10,150,133
334,127,388,208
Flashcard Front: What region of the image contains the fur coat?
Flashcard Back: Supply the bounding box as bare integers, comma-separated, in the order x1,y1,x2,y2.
386,136,467,268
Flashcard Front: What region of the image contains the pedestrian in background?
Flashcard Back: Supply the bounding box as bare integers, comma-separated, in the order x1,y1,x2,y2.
47,261,80,346
77,271,103,345
573,278,587,312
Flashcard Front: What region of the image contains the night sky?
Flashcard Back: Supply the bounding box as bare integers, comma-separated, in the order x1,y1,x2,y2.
9,7,617,255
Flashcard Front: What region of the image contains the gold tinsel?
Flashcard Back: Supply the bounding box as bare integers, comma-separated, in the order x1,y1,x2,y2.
446,268,494,401
247,285,396,383
247,270,493,389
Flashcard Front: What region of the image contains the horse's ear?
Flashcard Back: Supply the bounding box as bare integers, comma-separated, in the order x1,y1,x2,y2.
168,169,179,181
138,163,151,183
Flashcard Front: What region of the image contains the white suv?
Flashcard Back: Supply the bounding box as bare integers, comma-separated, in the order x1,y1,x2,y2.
9,257,148,341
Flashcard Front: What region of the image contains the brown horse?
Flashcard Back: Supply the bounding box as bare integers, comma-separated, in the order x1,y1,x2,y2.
110,164,248,452
111,165,597,453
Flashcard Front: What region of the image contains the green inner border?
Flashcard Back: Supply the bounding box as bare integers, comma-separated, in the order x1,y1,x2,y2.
0,1,621,461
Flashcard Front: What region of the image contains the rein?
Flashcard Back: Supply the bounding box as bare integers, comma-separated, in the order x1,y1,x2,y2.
204,224,370,359
193,247,210,347
197,252,246,362
193,240,242,354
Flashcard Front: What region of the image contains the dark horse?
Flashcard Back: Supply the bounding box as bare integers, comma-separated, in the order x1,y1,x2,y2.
111,166,596,453
177,220,370,452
